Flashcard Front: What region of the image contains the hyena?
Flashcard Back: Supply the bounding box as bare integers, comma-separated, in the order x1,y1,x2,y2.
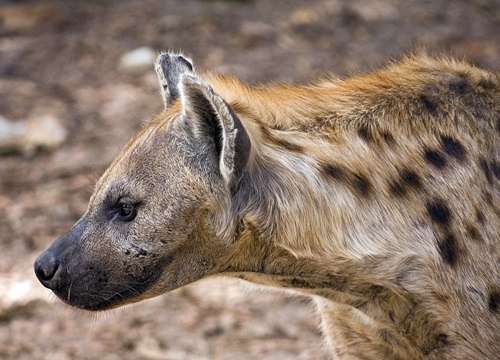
35,52,499,359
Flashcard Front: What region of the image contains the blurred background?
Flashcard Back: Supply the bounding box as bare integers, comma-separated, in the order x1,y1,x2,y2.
0,0,498,359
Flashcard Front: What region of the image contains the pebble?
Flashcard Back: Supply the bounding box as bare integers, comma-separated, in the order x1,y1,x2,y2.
0,270,51,311
119,46,157,73
0,114,67,155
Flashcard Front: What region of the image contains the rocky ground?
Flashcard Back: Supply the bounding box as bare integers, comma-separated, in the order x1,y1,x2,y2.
0,0,498,359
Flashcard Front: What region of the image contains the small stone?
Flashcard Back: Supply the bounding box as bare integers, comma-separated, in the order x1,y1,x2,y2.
119,46,157,73
0,114,67,155
24,115,67,154
5,280,33,303
290,9,318,25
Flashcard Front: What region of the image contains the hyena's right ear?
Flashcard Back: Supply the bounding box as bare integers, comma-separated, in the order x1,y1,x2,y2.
155,53,194,107
179,73,252,193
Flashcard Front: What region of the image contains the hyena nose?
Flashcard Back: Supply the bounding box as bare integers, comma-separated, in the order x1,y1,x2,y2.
34,251,61,289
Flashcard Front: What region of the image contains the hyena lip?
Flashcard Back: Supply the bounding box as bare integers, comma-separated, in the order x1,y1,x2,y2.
69,292,140,312
55,274,156,311
53,256,175,311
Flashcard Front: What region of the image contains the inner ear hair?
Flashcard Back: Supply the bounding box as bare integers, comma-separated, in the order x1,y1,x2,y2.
179,74,252,191
182,81,224,157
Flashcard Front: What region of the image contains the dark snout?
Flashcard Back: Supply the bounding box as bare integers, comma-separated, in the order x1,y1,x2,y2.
34,248,62,290
34,219,88,304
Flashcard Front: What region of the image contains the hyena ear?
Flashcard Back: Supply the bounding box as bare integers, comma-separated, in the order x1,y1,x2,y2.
155,53,194,107
180,73,252,191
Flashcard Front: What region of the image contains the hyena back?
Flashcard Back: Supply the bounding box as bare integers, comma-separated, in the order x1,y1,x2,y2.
35,52,499,359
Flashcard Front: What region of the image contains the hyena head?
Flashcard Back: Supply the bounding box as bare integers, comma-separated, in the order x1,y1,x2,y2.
34,53,251,310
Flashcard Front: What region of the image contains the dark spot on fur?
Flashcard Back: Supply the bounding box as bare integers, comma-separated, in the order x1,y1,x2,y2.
488,291,500,312
381,131,395,146
492,161,500,180
352,173,372,197
441,136,466,160
424,149,447,169
475,209,485,224
448,74,470,95
484,191,493,205
401,169,422,188
438,234,459,265
466,223,481,242
320,163,372,198
358,125,373,143
479,158,493,184
368,285,386,298
389,168,422,197
388,311,395,323
427,200,452,226
437,333,450,346
389,181,406,197
320,162,347,181
420,94,439,114
422,333,450,355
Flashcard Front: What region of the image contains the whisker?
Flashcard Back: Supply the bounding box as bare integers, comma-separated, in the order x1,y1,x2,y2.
67,281,73,303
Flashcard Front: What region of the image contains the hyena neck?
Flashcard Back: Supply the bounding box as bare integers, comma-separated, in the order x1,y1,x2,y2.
216,94,446,304
221,118,404,288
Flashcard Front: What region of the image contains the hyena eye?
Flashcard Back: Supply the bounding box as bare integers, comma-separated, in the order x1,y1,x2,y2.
118,200,137,222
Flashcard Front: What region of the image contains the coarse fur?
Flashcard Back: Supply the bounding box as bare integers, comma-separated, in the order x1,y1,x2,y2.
35,52,499,359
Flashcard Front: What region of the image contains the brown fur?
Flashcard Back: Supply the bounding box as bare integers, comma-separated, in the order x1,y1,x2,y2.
35,52,499,359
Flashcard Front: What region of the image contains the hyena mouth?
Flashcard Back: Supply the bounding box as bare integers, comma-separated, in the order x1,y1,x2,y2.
50,272,159,311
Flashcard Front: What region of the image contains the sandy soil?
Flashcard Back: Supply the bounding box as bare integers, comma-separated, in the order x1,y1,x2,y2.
0,0,498,359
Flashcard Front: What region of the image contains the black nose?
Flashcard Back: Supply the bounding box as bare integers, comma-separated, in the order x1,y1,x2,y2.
34,251,60,289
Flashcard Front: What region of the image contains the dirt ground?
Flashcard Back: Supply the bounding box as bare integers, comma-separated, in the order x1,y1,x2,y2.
0,0,498,359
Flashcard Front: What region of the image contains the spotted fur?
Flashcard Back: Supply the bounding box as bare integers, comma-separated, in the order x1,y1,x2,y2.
35,52,499,360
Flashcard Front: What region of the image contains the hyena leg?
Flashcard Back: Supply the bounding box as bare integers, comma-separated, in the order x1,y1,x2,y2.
315,299,423,360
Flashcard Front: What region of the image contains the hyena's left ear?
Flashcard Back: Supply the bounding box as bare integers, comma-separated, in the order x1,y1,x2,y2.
180,73,252,192
155,53,194,107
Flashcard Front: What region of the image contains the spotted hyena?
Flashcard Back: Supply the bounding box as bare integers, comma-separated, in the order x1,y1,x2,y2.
35,52,499,359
